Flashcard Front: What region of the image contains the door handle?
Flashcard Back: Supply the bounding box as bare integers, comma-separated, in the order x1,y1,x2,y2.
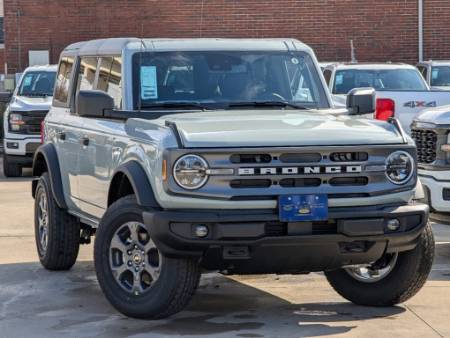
57,132,66,141
81,137,90,146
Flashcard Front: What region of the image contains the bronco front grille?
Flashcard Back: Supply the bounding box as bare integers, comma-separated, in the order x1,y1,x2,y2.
411,129,437,164
167,146,416,200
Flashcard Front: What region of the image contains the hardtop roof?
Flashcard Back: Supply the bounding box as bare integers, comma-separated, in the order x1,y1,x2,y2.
61,38,313,56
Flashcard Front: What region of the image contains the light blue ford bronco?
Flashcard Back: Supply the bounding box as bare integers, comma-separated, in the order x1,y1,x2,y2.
32,38,434,319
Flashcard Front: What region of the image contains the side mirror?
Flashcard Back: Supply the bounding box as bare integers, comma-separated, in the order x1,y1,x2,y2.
76,90,114,118
346,87,376,115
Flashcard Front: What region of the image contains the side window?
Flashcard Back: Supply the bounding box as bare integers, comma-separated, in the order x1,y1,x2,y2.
323,69,332,86
418,66,428,81
54,56,75,105
96,56,122,108
76,57,98,93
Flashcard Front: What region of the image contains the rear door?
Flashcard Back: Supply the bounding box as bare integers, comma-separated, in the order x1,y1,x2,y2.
76,56,123,219
48,56,82,209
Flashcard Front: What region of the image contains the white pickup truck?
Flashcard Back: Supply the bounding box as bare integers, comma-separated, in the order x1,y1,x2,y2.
417,60,450,91
323,63,450,133
3,65,57,177
411,107,450,224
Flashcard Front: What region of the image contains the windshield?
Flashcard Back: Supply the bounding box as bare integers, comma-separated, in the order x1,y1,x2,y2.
333,68,428,94
132,51,329,110
18,71,56,97
431,66,450,86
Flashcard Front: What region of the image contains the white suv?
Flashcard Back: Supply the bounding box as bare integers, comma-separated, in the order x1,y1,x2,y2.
32,38,433,319
3,65,57,177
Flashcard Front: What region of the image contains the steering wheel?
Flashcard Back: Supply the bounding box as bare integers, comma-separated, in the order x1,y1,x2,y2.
271,92,287,101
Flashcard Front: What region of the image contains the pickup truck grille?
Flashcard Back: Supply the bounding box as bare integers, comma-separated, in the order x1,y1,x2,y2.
411,129,437,164
9,110,48,135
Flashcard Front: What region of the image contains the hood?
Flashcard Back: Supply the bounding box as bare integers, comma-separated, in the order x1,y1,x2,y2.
9,95,53,111
161,110,404,148
415,105,450,125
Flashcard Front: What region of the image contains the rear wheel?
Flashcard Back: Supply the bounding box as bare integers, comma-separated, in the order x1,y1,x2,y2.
94,195,200,319
325,222,434,306
34,172,80,270
3,154,22,177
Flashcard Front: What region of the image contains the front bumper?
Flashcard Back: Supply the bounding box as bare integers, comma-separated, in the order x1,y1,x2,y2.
419,170,450,224
143,202,429,274
3,136,40,157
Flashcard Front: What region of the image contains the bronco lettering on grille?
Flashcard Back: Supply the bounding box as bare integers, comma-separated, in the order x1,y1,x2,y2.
238,165,362,176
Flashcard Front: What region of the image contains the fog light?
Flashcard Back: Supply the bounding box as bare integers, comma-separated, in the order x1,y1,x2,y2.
6,142,19,149
387,219,400,231
194,224,209,238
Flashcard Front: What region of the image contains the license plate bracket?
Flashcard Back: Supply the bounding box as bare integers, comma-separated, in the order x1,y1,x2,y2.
279,194,328,222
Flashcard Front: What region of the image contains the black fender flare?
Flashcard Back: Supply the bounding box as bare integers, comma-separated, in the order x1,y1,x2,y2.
31,143,68,209
109,160,161,209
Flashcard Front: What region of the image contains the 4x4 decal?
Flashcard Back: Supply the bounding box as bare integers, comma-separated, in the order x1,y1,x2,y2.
404,101,437,108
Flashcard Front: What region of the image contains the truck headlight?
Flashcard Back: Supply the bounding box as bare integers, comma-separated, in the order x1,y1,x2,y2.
385,151,414,185
173,154,209,190
9,113,25,131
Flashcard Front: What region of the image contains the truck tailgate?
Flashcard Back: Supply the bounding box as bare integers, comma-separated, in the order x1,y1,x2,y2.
376,90,450,133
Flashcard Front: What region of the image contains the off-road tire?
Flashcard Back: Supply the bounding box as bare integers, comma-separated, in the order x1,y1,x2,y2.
94,195,200,319
3,154,22,177
325,222,434,306
34,172,80,270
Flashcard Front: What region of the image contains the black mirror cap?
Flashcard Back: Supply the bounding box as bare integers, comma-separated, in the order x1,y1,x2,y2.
76,90,114,118
346,87,376,115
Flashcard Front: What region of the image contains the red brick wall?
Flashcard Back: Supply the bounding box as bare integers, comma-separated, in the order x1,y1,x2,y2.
1,0,437,73
423,0,450,60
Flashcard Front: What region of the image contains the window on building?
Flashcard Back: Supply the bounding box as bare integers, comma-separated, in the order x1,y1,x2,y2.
76,57,98,93
54,56,75,105
96,56,122,108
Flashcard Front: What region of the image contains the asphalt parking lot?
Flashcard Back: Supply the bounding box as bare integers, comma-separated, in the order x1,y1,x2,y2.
1,159,450,338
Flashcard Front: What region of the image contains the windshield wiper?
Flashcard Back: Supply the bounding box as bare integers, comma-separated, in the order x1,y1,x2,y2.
22,93,49,97
141,102,211,111
227,101,308,110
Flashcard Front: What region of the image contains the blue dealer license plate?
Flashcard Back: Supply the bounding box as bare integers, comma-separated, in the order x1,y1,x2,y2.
279,194,328,222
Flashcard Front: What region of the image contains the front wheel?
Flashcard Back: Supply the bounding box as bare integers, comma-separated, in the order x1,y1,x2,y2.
325,222,434,306
3,154,22,177
34,172,80,270
94,195,200,319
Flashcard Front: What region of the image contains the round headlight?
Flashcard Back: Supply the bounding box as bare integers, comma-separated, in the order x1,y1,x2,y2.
173,154,209,190
385,151,414,185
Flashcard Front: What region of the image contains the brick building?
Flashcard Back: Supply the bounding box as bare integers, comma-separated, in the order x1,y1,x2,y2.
2,0,450,73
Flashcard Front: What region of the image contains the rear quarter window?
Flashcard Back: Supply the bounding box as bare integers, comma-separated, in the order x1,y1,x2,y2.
54,56,75,106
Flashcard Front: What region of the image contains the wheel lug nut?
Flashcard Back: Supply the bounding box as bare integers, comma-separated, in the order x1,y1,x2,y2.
127,250,132,255
134,245,138,249
141,250,145,255
127,261,132,266
135,267,139,272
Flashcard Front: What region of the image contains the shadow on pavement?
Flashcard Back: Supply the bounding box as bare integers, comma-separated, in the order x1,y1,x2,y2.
0,261,406,338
